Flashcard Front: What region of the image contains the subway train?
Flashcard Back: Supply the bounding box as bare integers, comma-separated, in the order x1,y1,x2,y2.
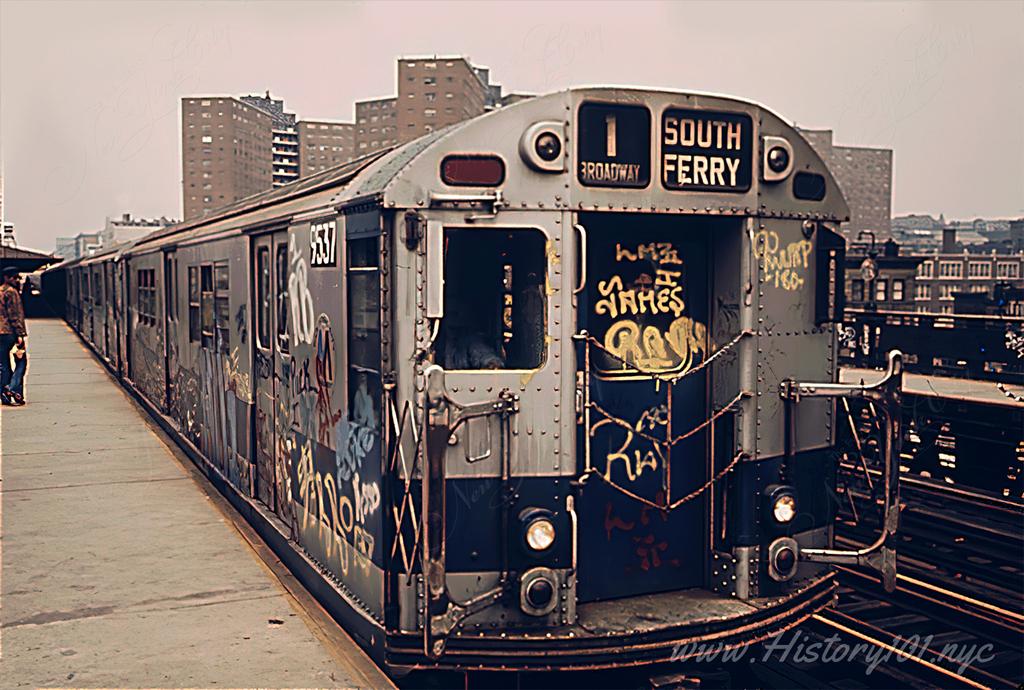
50,87,904,674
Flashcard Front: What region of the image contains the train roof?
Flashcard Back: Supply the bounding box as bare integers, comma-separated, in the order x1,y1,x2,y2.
66,86,849,262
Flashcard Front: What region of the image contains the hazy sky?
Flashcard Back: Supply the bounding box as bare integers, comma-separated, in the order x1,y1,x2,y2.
1,0,1021,251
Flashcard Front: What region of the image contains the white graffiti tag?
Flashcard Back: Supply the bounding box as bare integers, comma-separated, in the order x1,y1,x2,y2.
353,471,381,523
288,234,316,345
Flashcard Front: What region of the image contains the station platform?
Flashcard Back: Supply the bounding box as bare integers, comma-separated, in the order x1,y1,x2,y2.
0,319,394,688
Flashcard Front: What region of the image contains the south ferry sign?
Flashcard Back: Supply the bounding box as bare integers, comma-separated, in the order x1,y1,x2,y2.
661,109,752,193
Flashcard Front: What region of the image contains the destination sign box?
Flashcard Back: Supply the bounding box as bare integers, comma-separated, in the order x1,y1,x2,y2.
661,109,752,193
577,103,650,188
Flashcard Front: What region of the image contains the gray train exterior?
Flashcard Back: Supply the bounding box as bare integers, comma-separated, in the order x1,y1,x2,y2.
56,87,902,672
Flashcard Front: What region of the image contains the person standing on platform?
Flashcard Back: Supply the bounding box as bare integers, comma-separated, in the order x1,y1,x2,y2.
1,267,28,406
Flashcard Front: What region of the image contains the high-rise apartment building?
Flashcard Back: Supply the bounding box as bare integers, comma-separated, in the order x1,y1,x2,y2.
798,128,893,243
298,120,357,175
182,96,274,220
396,57,492,144
355,97,398,156
241,93,300,188
182,60,510,219
355,57,501,156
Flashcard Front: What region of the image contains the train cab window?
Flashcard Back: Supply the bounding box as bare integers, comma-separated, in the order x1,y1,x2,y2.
188,266,200,342
214,262,230,351
256,247,271,349
200,265,214,348
436,228,547,370
275,244,289,353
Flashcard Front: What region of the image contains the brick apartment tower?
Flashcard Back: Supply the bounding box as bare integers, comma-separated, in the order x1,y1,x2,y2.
798,128,893,243
356,57,497,155
354,97,398,157
181,96,275,221
299,120,357,175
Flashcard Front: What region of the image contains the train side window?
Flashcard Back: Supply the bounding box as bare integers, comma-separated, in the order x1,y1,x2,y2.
256,247,271,349
214,262,230,351
200,264,214,348
276,243,289,353
188,266,200,342
436,228,547,370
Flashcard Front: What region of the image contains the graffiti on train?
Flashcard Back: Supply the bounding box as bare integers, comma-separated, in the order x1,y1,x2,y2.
314,315,342,446
591,403,667,484
295,440,380,578
288,234,316,345
752,229,812,292
592,240,707,377
336,373,377,483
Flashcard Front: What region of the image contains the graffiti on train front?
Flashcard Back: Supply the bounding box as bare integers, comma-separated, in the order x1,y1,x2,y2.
752,229,812,292
591,403,667,483
591,240,707,377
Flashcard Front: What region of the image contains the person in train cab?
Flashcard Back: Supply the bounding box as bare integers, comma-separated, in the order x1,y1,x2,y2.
445,328,506,370
1,267,28,406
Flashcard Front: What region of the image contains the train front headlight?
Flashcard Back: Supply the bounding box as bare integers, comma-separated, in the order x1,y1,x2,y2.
525,516,555,551
773,494,797,523
764,484,798,525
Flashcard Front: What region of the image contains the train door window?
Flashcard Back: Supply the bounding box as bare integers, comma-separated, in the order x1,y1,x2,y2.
214,262,230,351
256,247,271,349
188,266,200,342
167,257,178,321
200,264,214,348
275,243,289,353
137,268,156,326
347,236,381,455
436,228,547,370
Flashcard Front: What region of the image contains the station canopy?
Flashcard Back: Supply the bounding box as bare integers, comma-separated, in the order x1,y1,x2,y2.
0,245,62,273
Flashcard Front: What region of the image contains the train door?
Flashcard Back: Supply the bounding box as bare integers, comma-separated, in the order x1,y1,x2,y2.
104,263,113,357
574,212,711,602
115,260,125,375
251,233,287,518
164,252,178,414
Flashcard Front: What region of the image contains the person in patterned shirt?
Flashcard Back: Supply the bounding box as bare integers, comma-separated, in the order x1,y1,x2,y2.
1,267,27,406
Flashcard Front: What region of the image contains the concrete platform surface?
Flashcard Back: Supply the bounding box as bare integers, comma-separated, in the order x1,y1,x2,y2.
1,319,394,688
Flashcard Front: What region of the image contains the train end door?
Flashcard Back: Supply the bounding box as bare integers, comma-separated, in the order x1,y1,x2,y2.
574,212,713,602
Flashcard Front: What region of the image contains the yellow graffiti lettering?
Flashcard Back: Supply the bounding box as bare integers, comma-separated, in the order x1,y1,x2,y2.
603,315,707,376
593,409,665,483
594,274,686,319
752,230,812,292
615,242,683,265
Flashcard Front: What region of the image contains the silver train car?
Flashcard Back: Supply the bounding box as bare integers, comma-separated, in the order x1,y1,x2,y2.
53,87,903,673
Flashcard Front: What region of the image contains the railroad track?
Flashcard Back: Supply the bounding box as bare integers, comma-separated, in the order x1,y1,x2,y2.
781,465,1024,689
837,465,1024,594
747,565,1023,689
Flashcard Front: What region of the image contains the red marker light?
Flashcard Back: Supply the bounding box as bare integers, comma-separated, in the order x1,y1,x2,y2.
440,155,505,187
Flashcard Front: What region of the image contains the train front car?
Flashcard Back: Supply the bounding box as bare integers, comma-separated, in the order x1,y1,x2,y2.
343,87,904,672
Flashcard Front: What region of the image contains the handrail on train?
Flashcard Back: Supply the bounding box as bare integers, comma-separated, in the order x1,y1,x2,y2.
780,349,904,592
